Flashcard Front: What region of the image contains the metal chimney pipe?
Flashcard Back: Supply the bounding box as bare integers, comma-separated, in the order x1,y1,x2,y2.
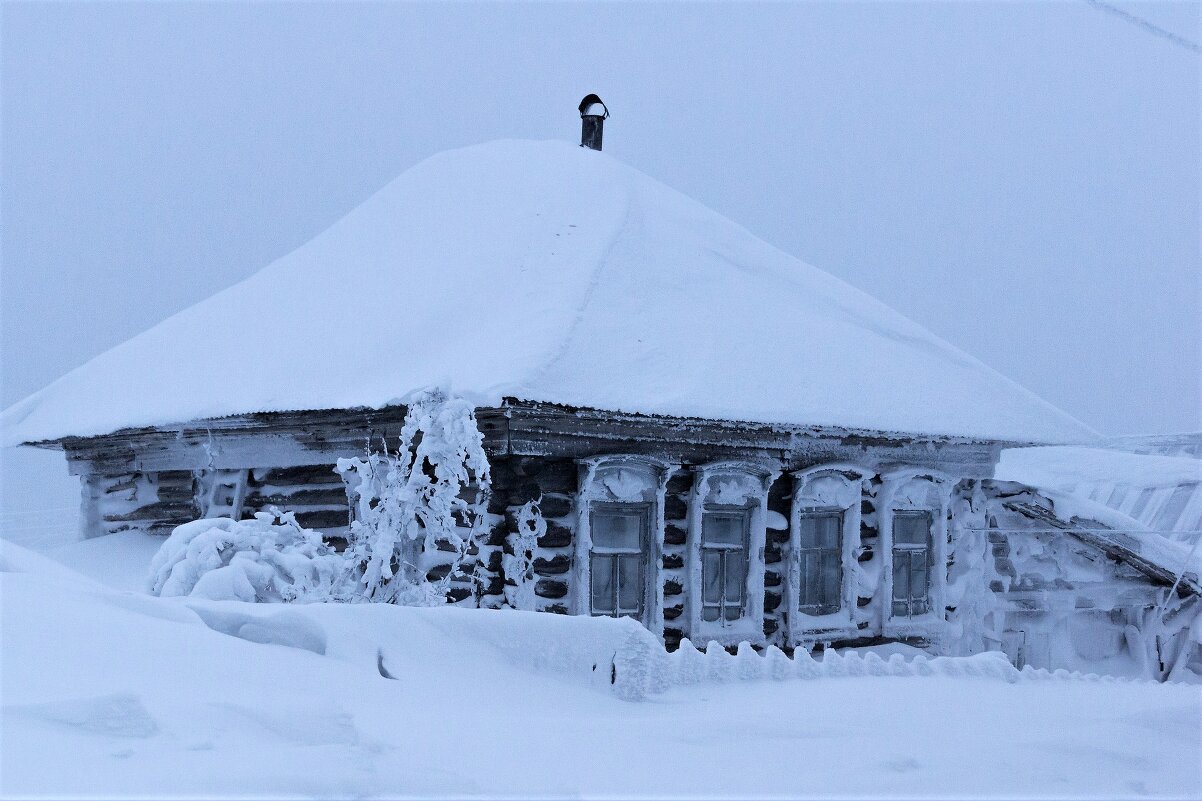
578,94,609,151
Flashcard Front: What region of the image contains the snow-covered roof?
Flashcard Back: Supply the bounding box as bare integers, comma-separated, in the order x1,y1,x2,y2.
998,445,1202,538
999,446,1202,491
2,140,1097,446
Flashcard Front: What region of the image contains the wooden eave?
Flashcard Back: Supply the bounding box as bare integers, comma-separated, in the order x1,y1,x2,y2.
32,397,1012,477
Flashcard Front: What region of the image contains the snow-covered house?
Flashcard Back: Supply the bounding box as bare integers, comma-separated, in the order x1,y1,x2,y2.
5,133,1198,675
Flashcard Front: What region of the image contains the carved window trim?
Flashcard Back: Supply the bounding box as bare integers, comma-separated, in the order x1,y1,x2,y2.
574,455,676,635
787,464,871,645
685,461,776,645
878,468,954,638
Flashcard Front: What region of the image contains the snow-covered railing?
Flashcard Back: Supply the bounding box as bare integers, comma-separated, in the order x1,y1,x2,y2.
606,634,1169,701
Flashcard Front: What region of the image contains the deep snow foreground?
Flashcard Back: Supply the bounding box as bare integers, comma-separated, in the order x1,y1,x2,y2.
3,536,1201,799
2,139,1094,445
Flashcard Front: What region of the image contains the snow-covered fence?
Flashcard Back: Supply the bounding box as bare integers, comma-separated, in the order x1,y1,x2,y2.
606,638,1167,701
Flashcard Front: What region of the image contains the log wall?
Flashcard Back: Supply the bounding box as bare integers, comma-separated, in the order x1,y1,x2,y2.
81,469,199,538
242,464,350,543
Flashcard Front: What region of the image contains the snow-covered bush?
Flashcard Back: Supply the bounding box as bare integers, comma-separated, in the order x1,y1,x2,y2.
503,499,543,611
336,389,491,605
147,511,343,602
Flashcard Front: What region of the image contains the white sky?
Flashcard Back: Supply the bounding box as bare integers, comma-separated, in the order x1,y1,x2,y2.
1,1,1199,520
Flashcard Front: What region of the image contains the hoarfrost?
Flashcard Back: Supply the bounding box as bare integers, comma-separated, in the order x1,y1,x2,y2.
335,389,491,605
503,500,543,612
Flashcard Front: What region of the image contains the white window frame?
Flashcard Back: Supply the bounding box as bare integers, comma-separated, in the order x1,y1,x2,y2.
587,502,652,619
796,510,845,616
878,468,953,639
698,505,752,625
574,455,676,635
685,461,775,646
787,464,870,646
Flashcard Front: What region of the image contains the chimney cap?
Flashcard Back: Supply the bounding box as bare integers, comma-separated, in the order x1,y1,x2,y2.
578,94,609,119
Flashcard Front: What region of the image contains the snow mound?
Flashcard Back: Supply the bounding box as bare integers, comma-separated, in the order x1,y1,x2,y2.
4,536,1201,798
147,512,342,602
2,139,1094,445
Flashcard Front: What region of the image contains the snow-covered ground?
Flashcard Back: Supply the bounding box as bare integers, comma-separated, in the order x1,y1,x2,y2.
2,533,1200,799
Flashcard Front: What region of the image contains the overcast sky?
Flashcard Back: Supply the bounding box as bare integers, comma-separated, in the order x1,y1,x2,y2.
1,2,1199,523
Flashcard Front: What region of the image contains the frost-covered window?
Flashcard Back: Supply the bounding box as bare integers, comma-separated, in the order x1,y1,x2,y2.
686,462,774,642
575,456,674,632
589,503,650,618
700,506,750,622
788,466,868,645
879,469,950,632
797,511,842,615
891,510,932,617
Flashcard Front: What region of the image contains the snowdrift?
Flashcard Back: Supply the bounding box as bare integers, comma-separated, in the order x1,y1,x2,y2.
3,535,1201,798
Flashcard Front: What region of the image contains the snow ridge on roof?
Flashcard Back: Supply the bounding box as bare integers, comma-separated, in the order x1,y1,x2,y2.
2,139,1097,446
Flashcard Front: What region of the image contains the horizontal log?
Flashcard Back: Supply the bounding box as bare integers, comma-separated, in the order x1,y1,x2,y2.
293,509,350,530
244,488,349,508
534,578,567,599
532,554,571,576
536,521,572,549
104,501,198,523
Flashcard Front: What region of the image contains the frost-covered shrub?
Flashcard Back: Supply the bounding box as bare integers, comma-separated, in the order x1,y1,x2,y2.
147,511,343,602
503,500,543,611
336,390,491,605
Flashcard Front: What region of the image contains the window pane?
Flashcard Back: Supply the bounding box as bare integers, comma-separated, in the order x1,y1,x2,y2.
893,512,931,545
797,516,816,548
702,550,722,604
817,514,841,548
821,551,841,608
617,555,641,614
592,509,642,550
802,552,819,606
911,556,928,601
703,512,744,546
591,554,613,613
725,550,746,605
893,553,911,601
798,513,835,547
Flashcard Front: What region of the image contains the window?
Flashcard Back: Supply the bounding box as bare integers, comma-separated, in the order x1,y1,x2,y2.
797,511,842,615
700,507,750,623
891,511,932,617
589,504,648,618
